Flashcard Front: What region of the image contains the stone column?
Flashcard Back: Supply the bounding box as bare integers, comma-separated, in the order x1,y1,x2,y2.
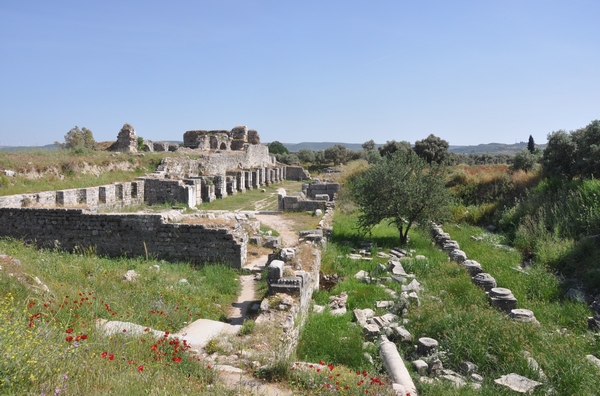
214,175,227,199
237,171,246,193
252,170,260,189
245,171,253,190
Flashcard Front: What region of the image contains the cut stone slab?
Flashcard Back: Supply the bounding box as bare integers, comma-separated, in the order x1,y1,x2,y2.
412,359,428,376
390,326,413,343
354,270,369,280
494,373,543,393
363,323,381,340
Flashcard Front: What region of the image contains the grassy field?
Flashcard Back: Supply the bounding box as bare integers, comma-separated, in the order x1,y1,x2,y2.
0,238,242,395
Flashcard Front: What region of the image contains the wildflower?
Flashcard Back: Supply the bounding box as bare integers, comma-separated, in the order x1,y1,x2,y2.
101,351,108,359
65,336,73,343
108,353,114,360
137,365,144,372
65,328,73,334
172,357,182,363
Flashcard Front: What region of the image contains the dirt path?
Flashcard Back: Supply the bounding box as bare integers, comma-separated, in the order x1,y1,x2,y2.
218,213,301,395
255,214,298,247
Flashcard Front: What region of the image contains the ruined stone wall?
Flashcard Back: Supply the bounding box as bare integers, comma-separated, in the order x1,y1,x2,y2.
304,183,340,201
142,178,197,207
285,166,311,181
157,145,276,178
0,208,247,268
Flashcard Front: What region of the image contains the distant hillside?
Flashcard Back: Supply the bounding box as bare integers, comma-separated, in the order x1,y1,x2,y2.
281,142,365,152
281,142,546,155
0,144,60,152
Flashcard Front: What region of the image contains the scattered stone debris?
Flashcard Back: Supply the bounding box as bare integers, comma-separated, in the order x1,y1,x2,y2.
329,292,348,315
122,269,139,282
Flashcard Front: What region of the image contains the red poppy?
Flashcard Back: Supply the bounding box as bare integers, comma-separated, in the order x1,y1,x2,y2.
108,353,114,360
80,334,88,340
137,365,144,372
172,357,182,363
65,336,73,342
101,351,107,359
66,328,74,334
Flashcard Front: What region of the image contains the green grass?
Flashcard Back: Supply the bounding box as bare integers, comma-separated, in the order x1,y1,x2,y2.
198,180,304,211
303,206,600,395
0,237,240,395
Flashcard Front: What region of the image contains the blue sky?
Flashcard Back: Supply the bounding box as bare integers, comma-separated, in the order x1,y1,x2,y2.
1,1,598,147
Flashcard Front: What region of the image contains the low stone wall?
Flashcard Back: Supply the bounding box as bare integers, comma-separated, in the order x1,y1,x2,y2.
286,166,310,181
0,208,247,268
0,181,145,210
304,183,340,201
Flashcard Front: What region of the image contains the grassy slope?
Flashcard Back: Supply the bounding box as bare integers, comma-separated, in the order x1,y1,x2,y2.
0,238,240,395
299,208,600,395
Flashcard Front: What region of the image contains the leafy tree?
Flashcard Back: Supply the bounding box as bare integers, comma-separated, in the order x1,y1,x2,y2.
361,139,376,151
512,150,537,173
378,140,412,157
324,144,349,165
267,141,289,155
297,149,316,163
276,152,300,165
413,134,449,164
542,130,578,179
572,119,600,178
59,126,95,151
349,151,451,245
314,150,326,165
527,135,535,153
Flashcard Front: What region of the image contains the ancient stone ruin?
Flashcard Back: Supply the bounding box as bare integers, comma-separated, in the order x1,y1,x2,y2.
0,124,309,269
108,123,138,153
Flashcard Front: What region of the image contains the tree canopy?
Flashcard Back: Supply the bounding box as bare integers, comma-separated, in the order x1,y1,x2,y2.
324,144,349,166
267,141,289,155
378,140,412,157
413,134,449,164
59,126,95,151
349,151,451,245
542,120,600,179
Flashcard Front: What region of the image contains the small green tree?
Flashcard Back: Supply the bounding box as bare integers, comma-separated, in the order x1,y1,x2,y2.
60,126,95,151
361,139,376,151
512,150,537,173
349,151,451,245
413,134,449,164
267,141,289,155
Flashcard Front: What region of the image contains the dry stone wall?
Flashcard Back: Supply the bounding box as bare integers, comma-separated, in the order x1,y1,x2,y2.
0,208,247,268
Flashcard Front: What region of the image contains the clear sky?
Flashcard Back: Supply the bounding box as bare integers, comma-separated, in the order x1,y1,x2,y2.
1,1,598,147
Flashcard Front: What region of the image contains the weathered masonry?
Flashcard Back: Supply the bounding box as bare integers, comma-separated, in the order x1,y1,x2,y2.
0,208,247,268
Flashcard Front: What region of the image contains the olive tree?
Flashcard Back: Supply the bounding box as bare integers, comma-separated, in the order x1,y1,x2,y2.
511,150,537,173
349,151,451,245
413,134,449,164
